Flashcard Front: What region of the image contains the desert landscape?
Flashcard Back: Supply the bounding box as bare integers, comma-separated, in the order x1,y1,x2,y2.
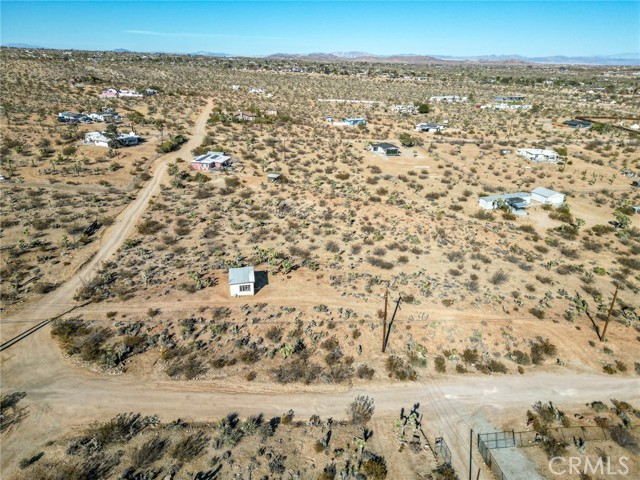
1,44,639,480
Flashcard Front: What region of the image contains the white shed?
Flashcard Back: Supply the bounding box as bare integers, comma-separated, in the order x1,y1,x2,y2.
531,187,565,206
229,266,255,296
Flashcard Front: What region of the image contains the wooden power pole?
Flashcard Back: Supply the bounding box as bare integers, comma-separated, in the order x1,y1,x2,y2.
382,289,388,352
600,286,619,342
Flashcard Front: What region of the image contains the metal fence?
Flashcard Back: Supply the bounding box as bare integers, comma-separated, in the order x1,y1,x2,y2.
477,426,616,480
435,437,452,466
477,434,508,480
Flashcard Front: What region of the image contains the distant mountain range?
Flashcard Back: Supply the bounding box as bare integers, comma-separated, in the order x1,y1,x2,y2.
2,43,638,65
266,52,640,66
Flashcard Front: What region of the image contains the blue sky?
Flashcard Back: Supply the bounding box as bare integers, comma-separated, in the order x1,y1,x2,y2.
1,1,638,57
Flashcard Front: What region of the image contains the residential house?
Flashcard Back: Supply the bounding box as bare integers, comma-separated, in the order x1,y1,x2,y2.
478,192,531,210
430,95,468,103
531,187,565,206
84,131,139,148
563,119,592,129
118,89,143,98
516,148,561,163
58,112,91,124
248,87,265,94
190,151,231,171
495,95,526,102
391,105,418,114
99,88,119,98
229,266,255,296
499,149,513,155
415,122,445,133
88,111,119,123
343,118,367,126
370,143,400,156
235,111,257,122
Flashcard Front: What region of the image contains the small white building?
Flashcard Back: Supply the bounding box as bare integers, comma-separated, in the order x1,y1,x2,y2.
416,122,445,133
516,148,561,163
118,89,143,98
229,266,255,296
531,187,565,206
478,192,531,210
430,95,468,103
84,131,139,148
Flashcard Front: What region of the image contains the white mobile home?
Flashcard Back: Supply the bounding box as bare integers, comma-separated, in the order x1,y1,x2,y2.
416,122,445,133
531,187,565,206
229,266,255,296
478,192,531,210
516,148,561,163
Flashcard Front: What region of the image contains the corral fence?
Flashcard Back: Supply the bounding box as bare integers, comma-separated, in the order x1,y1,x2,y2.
477,426,613,480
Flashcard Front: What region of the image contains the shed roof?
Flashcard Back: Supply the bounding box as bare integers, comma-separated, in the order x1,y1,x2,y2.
372,142,399,150
480,192,531,203
229,266,255,285
531,187,563,198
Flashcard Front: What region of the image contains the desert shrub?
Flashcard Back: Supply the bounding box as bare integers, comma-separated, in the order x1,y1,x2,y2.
461,348,479,364
265,326,283,343
166,354,207,380
137,219,163,235
171,431,209,462
511,350,531,365
610,425,639,453
542,438,569,459
360,454,388,480
385,356,417,381
273,359,322,384
356,364,375,380
530,337,557,365
131,436,169,468
530,308,546,319
346,395,375,425
490,270,509,285
367,257,394,269
434,356,446,373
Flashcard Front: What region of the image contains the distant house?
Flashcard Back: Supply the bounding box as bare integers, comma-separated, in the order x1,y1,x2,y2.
415,122,445,133
266,109,278,116
516,148,561,163
531,187,565,206
235,111,257,122
343,118,367,126
495,95,526,102
88,111,118,123
499,149,513,155
99,88,119,98
478,192,531,210
229,266,255,296
430,95,467,103
391,105,417,114
144,89,157,96
563,119,592,129
118,89,143,98
630,124,639,130
84,131,139,148
231,84,241,90
58,112,91,124
248,87,264,94
325,116,333,123
370,142,400,156
190,151,231,171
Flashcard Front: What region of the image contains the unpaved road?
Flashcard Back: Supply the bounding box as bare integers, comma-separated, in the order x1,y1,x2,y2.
1,98,639,479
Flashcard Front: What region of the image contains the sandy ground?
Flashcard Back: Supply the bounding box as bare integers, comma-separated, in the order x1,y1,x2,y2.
1,98,639,479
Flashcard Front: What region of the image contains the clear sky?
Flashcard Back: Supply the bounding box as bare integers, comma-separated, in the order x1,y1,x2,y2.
1,1,639,57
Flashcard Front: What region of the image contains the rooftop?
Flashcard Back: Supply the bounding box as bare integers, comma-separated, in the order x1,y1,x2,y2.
229,266,255,285
532,187,563,198
372,142,399,150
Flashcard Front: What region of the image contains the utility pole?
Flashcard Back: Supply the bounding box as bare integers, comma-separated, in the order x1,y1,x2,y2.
469,428,473,480
383,295,402,352
382,288,388,352
600,286,619,342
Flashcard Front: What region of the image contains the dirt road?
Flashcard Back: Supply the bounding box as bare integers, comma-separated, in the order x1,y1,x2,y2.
1,97,639,478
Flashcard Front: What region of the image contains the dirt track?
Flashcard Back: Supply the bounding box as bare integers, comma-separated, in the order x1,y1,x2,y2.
1,98,639,478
